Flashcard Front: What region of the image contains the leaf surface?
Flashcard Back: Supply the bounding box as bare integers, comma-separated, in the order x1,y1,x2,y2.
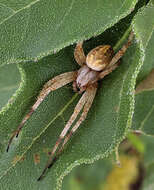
132,89,154,135
0,64,20,110
132,2,154,135
0,0,137,66
0,31,142,190
0,1,149,190
135,1,154,82
62,159,112,190
141,163,154,190
139,135,154,190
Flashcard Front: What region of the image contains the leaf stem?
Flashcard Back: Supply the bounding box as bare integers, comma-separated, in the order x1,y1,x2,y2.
113,25,132,51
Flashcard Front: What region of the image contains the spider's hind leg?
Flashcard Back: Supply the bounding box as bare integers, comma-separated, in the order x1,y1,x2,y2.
58,83,97,153
6,71,77,152
37,83,97,181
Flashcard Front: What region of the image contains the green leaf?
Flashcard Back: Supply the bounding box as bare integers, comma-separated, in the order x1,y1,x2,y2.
138,135,154,190
0,0,38,23
0,64,20,110
0,26,142,190
0,4,14,23
134,1,154,82
140,135,154,166
131,6,154,188
132,89,154,135
127,133,145,154
0,0,137,66
62,159,112,190
141,163,154,190
0,1,149,190
132,2,154,135
0,0,37,12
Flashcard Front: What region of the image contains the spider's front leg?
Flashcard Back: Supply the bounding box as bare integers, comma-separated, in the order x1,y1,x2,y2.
37,83,97,181
6,71,77,152
107,31,134,68
73,41,86,92
99,31,134,79
74,41,86,66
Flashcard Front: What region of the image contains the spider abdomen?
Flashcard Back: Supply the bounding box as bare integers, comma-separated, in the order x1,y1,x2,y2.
86,45,114,71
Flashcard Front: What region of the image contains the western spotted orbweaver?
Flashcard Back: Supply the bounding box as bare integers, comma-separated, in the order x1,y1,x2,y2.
7,31,134,180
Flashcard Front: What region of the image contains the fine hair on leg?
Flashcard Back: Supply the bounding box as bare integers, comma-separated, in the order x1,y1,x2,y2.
37,83,97,181
57,84,97,154
107,31,134,69
6,71,77,152
74,42,86,66
99,31,134,80
99,64,118,79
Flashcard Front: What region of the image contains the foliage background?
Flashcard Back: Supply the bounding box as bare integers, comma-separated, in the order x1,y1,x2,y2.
0,0,154,189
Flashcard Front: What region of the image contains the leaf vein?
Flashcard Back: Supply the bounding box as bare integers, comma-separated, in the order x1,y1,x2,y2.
139,105,154,131
145,25,154,49
0,94,78,180
53,0,75,34
0,84,19,92
0,3,16,13
0,0,41,25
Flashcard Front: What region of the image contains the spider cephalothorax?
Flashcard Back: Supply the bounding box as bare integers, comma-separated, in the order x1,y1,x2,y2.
7,31,134,180
74,45,114,92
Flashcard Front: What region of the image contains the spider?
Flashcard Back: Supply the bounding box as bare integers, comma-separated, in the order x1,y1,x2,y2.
7,31,134,180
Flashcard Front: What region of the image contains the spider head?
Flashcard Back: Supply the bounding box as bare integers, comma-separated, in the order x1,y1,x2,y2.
86,45,114,71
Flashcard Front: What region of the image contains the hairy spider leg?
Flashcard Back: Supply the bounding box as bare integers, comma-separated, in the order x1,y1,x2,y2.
37,88,90,181
73,81,78,92
107,31,134,69
99,64,118,79
74,41,86,66
44,31,134,169
6,71,77,152
57,83,97,154
37,30,134,178
99,31,134,79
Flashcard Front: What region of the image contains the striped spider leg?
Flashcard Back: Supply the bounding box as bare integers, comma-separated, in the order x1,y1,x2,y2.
37,83,97,181
7,31,134,181
37,31,134,180
6,71,77,152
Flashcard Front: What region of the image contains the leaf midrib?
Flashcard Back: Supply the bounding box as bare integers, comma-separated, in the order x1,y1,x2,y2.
0,0,40,25
0,93,78,180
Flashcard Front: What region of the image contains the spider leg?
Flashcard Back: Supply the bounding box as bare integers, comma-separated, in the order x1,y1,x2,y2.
37,83,97,181
58,83,97,153
74,42,86,66
99,64,119,79
107,31,134,69
73,81,78,92
37,90,88,181
6,71,77,152
99,31,134,80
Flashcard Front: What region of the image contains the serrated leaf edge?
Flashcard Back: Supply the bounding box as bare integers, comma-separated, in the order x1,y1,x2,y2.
0,0,138,66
